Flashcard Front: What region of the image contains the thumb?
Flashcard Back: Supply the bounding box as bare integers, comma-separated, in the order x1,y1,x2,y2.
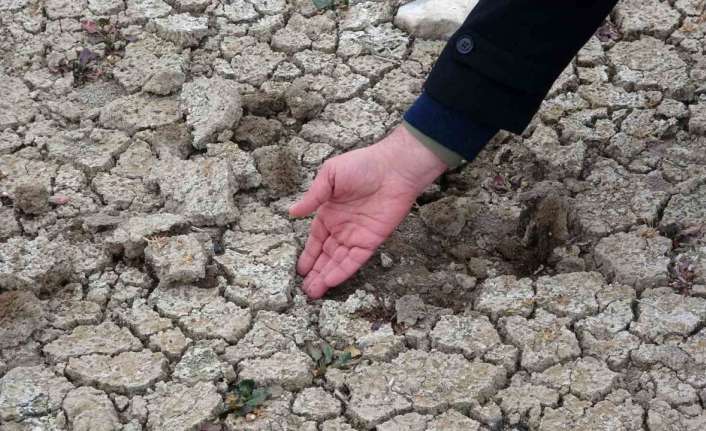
289,162,334,218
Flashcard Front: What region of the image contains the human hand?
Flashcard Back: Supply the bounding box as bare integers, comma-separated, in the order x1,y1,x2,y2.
289,125,448,299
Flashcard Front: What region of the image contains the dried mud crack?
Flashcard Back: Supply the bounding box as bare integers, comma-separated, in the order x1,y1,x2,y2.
1,0,706,430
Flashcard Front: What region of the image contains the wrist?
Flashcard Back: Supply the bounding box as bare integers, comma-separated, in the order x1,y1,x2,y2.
374,126,448,193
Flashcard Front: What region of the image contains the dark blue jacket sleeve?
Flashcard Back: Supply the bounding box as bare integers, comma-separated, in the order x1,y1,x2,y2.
405,0,618,161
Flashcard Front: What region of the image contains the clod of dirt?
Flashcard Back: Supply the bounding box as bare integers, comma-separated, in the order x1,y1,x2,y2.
252,145,302,197
14,182,50,214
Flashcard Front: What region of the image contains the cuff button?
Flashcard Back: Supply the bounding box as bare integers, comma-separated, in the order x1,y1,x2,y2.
456,35,474,54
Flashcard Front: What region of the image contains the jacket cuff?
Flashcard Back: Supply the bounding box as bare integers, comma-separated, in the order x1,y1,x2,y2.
402,120,464,169
403,92,498,163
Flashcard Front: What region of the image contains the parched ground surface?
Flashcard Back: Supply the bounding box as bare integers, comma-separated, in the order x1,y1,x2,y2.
1,0,706,430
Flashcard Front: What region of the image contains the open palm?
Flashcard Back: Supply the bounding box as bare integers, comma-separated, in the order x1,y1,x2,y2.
290,127,448,299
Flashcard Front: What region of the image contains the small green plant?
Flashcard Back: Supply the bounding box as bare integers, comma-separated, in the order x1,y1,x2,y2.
81,17,121,54
225,380,270,417
71,47,97,87
305,341,356,377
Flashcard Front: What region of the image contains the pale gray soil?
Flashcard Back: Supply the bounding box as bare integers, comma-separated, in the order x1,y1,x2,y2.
0,0,705,430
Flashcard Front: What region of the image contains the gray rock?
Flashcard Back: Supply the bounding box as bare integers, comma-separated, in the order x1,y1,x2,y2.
238,202,291,234
495,377,559,430
62,386,121,431
430,314,502,359
356,323,406,362
99,94,181,136
46,129,131,176
343,350,505,428
473,275,534,321
210,0,258,23
146,381,223,431
0,366,74,421
252,144,301,197
149,13,209,47
65,350,168,395
146,157,239,226
500,310,580,372
661,182,706,232
540,392,643,431
0,291,47,350
533,357,618,402
661,133,706,183
341,1,393,31
576,35,605,67
14,182,49,215
0,155,57,202
394,0,478,40
206,141,262,190
631,288,706,342
0,415,67,430
172,0,211,12
292,387,342,421
525,124,585,179
419,196,473,237
271,27,311,54
224,310,312,363
320,417,357,431
689,102,706,135
318,291,405,360
91,173,160,212
43,322,143,362
649,369,699,407
284,81,324,120
249,14,286,42
237,350,313,391
148,327,192,360
180,76,243,149
105,213,188,259
300,97,390,149
217,244,297,312
121,300,173,339
145,234,209,285
234,115,283,149
231,42,286,86
45,0,85,18
573,159,670,237
173,343,234,385
113,34,187,95
0,236,75,294
148,284,220,318
88,0,125,14
136,123,194,160
0,0,29,11
575,286,636,367
376,412,430,431
111,140,158,180
535,272,604,322
621,109,675,139
483,343,520,374
126,0,172,22
608,37,691,101
647,399,706,431
428,410,482,431
221,229,294,259
178,297,252,343
0,207,20,240
593,227,671,291
225,391,309,431
614,0,681,38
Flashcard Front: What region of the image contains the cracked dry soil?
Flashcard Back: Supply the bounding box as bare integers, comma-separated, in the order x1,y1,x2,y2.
1,0,706,430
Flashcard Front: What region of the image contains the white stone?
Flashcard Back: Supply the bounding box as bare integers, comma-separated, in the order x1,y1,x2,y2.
394,0,479,40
